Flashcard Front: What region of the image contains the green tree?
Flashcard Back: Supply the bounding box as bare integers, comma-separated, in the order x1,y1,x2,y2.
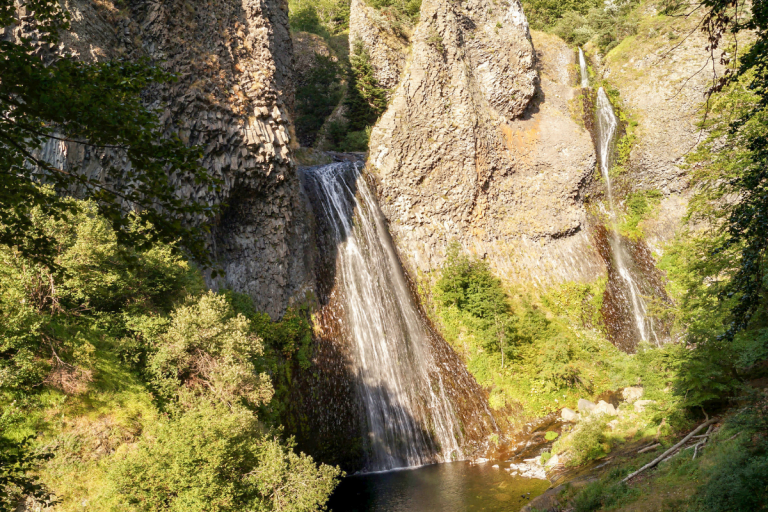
345,41,388,132
109,401,342,512
0,0,220,269
435,243,512,367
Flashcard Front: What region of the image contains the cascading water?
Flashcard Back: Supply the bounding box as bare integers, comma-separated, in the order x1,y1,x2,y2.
580,47,660,347
578,48,589,88
303,162,497,472
594,88,658,345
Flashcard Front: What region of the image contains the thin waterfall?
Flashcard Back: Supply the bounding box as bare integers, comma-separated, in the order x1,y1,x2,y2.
303,162,496,472
593,85,659,345
579,48,589,88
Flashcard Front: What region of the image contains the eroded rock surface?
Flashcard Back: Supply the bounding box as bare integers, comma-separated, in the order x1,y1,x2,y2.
33,0,315,318
348,0,410,89
368,21,599,285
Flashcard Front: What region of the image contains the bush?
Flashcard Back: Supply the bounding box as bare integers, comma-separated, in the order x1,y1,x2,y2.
555,416,611,466
345,41,388,132
109,400,342,512
295,54,343,147
147,292,274,408
0,199,198,393
289,0,350,37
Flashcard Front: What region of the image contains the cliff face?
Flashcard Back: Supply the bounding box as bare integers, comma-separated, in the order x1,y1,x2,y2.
366,0,600,285
348,0,410,89
43,0,315,318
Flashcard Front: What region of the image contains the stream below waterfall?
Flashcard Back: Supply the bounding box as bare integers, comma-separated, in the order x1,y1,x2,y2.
328,462,550,512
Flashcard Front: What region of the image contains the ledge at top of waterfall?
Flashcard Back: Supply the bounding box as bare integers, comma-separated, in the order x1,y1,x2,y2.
303,162,498,472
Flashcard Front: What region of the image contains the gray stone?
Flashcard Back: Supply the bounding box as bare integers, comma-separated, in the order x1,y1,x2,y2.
560,407,579,422
622,386,644,403
593,400,617,416
634,400,657,413
578,399,596,413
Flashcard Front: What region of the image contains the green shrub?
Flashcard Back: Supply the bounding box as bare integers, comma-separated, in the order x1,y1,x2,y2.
619,189,662,240
295,54,343,146
289,0,350,37
695,406,768,511
147,292,274,408
109,400,342,512
345,41,388,132
338,128,371,152
545,431,559,441
555,416,610,466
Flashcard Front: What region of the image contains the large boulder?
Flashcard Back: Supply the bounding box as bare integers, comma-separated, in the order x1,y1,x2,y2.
578,399,596,414
561,407,579,422
593,400,617,416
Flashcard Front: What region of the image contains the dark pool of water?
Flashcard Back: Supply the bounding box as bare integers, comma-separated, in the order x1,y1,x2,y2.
328,461,551,512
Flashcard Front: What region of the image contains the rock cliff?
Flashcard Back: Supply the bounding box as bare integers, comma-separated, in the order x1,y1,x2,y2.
40,0,315,318
348,0,410,89
366,0,600,286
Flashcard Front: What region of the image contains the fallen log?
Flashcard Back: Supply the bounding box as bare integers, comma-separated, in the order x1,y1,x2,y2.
622,418,718,483
637,443,661,454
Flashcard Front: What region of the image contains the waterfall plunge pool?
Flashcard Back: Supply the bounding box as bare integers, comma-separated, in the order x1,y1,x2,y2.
328,461,551,512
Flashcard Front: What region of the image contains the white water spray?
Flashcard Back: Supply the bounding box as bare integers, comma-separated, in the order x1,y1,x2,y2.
594,84,658,344
579,48,589,88
306,163,480,471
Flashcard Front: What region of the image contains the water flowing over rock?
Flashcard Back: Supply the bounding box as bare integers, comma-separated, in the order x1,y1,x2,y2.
593,85,668,350
579,48,589,89
302,162,497,472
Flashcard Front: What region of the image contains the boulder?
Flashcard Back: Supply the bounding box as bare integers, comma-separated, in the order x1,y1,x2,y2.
578,399,596,413
561,407,579,422
545,453,560,467
634,400,656,413
593,400,617,416
622,386,644,403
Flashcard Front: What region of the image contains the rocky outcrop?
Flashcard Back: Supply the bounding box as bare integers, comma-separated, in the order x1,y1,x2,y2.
38,0,315,318
348,0,410,89
368,13,600,285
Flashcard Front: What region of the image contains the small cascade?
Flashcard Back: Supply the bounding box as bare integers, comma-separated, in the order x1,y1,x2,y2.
578,49,666,350
578,48,589,88
303,162,497,472
594,87,658,345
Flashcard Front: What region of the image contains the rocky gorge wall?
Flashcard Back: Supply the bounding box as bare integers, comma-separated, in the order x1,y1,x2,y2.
36,0,315,319
363,0,602,287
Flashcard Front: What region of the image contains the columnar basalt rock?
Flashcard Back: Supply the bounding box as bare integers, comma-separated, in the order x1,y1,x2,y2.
348,0,410,90
36,0,315,319
367,2,600,286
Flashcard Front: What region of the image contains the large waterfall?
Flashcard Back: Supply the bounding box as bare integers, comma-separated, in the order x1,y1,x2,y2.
580,49,661,348
303,162,497,472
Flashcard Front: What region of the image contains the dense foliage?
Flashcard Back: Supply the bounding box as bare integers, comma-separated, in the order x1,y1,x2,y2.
0,199,341,510
345,41,388,133
0,0,219,269
294,55,344,147
289,0,351,38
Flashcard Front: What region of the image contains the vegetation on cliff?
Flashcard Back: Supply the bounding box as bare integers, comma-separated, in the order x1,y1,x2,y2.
0,199,341,510
0,0,220,271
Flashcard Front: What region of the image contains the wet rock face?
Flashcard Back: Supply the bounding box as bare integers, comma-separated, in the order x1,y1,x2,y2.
42,0,315,318
368,21,599,285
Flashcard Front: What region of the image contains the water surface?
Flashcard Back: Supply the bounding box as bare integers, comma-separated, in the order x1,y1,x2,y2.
328,461,550,512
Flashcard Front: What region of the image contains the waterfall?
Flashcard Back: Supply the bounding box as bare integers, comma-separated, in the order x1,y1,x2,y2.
303,162,496,472
594,87,659,345
579,48,589,88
